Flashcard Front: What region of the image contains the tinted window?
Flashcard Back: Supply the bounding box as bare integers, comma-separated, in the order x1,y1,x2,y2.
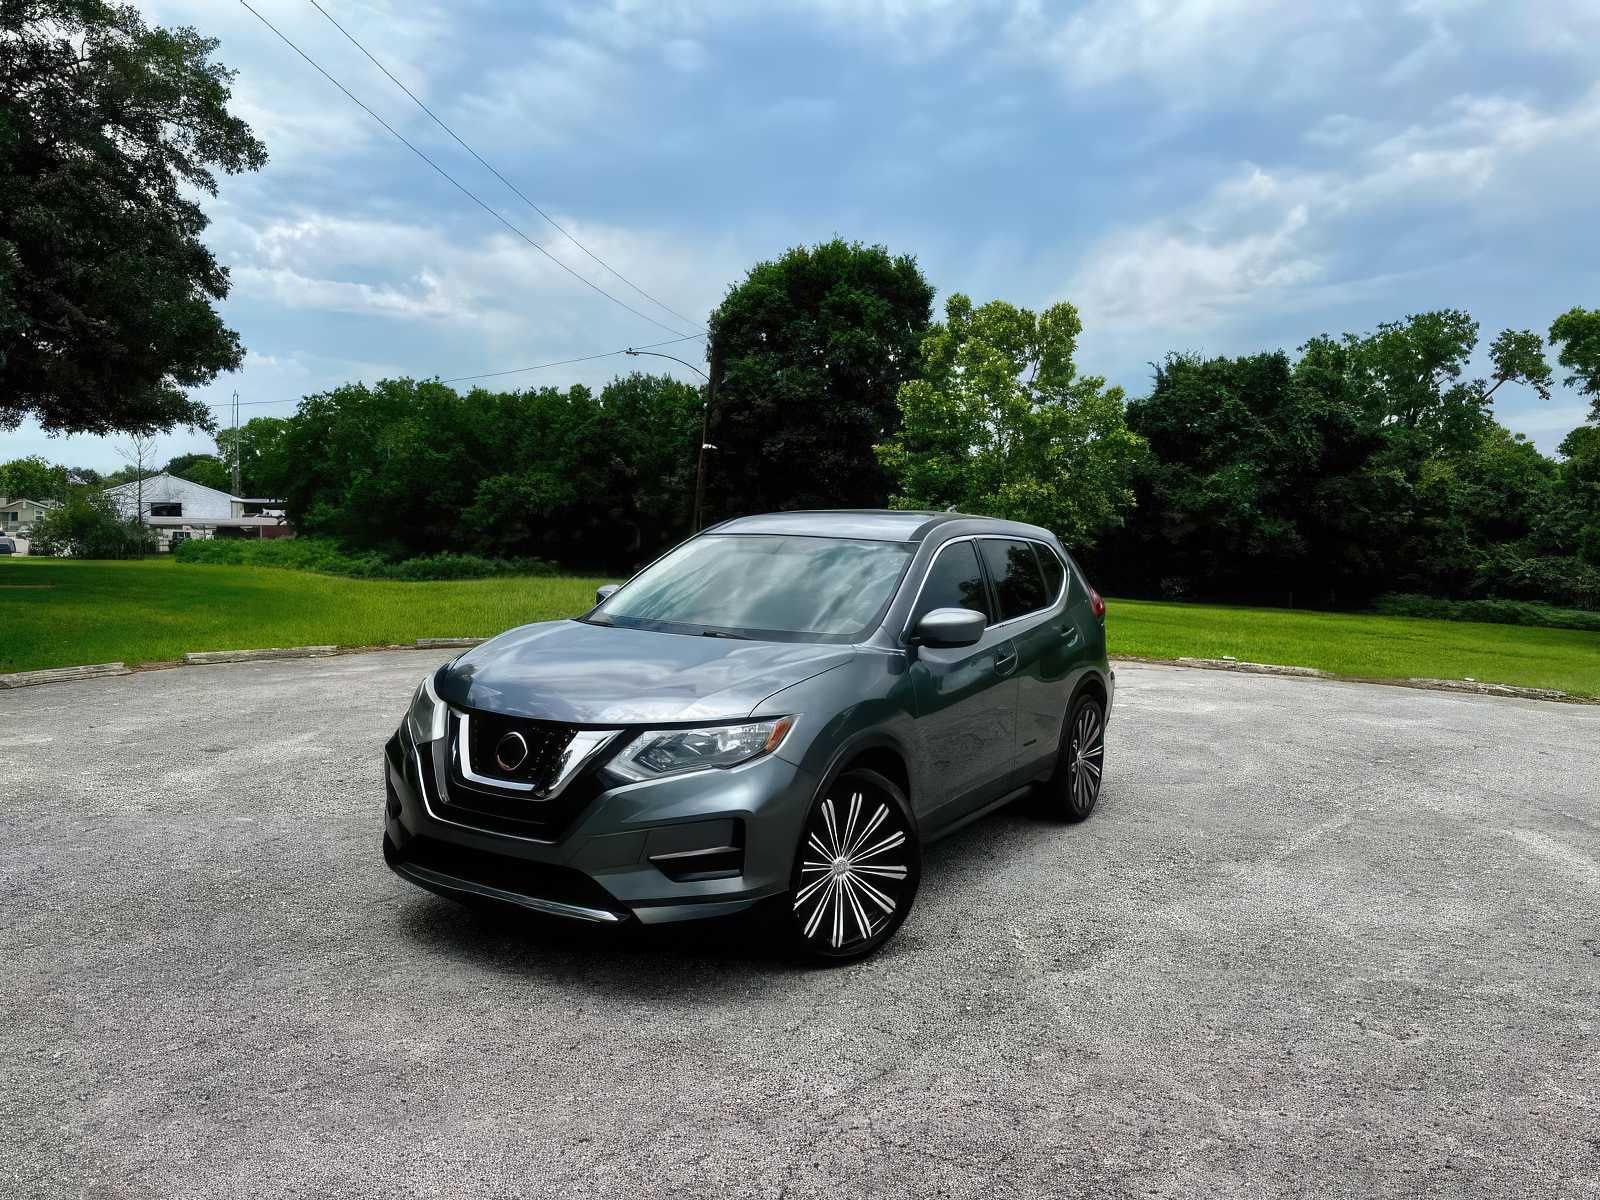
593,534,913,641
1036,543,1067,601
913,541,993,625
979,539,1049,621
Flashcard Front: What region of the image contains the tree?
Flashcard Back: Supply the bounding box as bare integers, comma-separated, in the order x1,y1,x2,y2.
587,373,701,559
1550,307,1600,416
165,452,230,492
1410,422,1558,597
1104,351,1360,600
30,487,152,557
1546,423,1600,567
115,432,159,524
1097,311,1565,607
0,0,267,436
706,239,934,517
1302,311,1552,455
0,453,68,500
272,374,697,569
878,295,1144,547
216,416,292,497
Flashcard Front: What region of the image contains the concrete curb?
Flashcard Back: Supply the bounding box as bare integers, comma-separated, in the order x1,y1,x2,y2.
0,662,131,689
1174,656,1326,678
1115,655,1593,705
182,646,339,665
415,637,484,648
1405,676,1574,703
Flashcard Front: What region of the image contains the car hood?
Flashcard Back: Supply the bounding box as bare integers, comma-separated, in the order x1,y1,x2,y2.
436,619,855,725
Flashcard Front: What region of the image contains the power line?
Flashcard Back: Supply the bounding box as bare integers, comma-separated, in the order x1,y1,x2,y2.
306,0,699,330
440,333,705,385
201,333,707,408
236,0,695,340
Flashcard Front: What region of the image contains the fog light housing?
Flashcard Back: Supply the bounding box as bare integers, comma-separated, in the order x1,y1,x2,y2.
647,820,745,882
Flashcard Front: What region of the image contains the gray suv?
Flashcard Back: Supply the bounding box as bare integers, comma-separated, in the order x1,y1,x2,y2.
383,510,1112,961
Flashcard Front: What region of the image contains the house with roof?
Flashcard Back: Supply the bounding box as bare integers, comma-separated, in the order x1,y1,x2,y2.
103,474,292,552
0,497,58,539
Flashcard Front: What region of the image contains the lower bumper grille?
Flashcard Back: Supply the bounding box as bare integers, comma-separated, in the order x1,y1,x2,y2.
386,832,627,921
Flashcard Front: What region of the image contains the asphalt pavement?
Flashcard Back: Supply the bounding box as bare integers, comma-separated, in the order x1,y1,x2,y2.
3,650,1598,1199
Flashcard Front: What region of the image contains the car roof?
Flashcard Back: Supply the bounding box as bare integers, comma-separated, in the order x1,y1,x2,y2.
709,509,1055,544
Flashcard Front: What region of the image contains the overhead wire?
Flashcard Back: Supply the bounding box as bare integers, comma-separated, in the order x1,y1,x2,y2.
305,0,699,330
236,0,697,340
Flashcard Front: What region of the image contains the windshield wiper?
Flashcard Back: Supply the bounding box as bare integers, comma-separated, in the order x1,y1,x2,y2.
701,628,751,640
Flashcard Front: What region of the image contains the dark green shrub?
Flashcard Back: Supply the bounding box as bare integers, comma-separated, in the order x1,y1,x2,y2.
173,536,552,581
31,491,155,558
1373,593,1600,632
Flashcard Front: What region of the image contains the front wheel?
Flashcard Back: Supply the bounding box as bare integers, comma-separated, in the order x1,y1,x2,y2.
1045,692,1106,822
784,767,921,963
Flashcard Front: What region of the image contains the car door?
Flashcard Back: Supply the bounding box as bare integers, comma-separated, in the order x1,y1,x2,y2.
905,538,1019,827
976,538,1078,783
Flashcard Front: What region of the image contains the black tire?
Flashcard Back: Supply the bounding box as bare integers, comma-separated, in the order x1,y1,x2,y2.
1045,692,1106,823
784,767,921,964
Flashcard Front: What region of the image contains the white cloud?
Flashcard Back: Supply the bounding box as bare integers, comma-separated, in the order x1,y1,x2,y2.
1072,203,1320,331
1068,83,1600,334
132,0,458,164
222,209,727,345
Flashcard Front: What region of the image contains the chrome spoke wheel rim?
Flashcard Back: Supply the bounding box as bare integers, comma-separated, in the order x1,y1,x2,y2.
1069,705,1104,812
793,789,911,952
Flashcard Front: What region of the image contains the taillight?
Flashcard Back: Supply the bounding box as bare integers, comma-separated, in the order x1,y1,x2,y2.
1088,585,1106,620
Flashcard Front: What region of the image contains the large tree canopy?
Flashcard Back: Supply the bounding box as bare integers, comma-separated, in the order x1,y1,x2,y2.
0,0,266,435
706,238,934,517
877,294,1145,547
1099,310,1573,607
0,451,68,499
217,415,292,497
274,373,700,569
1550,307,1600,416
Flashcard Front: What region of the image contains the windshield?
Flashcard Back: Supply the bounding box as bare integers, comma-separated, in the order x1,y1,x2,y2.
589,534,914,642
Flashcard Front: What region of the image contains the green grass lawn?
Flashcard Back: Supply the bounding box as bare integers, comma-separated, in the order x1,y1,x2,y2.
1108,597,1600,697
4,557,1598,696
0,556,603,674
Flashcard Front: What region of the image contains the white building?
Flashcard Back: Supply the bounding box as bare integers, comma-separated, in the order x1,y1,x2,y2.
103,473,290,552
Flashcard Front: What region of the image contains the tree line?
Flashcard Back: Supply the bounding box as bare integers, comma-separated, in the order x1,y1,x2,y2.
7,238,1599,614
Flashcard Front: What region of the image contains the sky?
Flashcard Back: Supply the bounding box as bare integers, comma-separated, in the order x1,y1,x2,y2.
7,0,1600,473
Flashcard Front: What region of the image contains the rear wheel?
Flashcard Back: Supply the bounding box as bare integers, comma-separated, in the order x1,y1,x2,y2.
1046,692,1106,822
785,767,920,963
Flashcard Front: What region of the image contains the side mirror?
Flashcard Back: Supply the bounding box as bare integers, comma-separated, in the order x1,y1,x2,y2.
595,583,621,605
914,607,985,649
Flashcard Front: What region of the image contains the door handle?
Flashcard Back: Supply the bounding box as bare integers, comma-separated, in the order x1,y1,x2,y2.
1060,625,1082,646
993,644,1018,675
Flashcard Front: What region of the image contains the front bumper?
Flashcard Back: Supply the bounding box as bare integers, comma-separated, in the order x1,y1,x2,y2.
382,725,818,925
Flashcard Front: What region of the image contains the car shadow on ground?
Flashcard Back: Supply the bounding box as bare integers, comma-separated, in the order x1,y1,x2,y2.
386,791,1064,990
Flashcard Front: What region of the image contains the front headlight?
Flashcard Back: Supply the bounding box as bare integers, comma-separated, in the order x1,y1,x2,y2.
406,671,448,744
607,716,794,782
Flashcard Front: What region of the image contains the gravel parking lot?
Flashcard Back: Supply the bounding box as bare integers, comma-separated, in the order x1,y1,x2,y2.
3,650,1598,1198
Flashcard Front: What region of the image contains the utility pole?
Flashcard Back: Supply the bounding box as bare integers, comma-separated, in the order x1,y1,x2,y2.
623,344,718,535
692,340,720,533
231,389,241,496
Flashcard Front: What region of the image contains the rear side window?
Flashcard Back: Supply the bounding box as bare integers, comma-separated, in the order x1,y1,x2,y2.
913,541,994,624
979,539,1049,622
1036,543,1067,601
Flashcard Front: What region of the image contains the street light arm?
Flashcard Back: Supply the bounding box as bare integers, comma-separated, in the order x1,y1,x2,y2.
624,347,710,381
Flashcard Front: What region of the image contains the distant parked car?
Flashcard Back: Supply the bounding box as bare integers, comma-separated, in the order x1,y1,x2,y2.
0,537,16,555
383,510,1113,962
